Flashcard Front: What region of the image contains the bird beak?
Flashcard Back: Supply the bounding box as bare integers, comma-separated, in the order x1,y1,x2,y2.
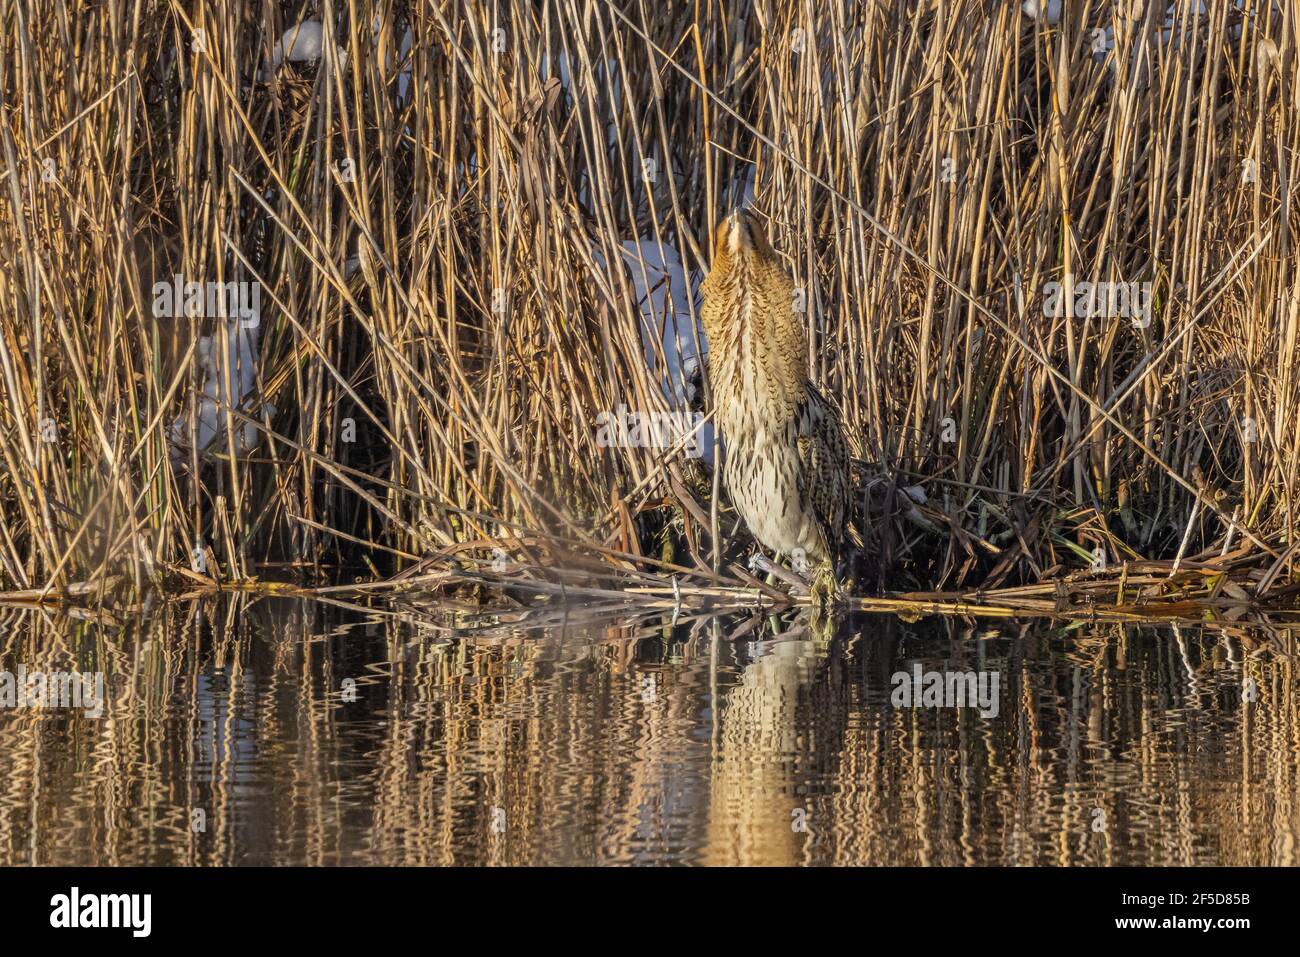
725,212,746,255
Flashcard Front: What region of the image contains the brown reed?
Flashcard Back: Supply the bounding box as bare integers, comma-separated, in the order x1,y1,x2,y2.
1,1,1297,600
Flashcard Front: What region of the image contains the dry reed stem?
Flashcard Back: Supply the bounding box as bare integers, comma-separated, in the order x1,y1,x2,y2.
0,1,1297,602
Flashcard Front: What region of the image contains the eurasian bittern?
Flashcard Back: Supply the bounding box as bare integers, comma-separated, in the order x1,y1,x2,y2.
700,210,851,590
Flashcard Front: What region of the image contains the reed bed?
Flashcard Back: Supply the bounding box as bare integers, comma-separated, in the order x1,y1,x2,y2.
331,538,1300,624
14,539,1297,631
1,1,1299,603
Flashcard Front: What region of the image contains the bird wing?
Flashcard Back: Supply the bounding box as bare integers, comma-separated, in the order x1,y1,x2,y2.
795,384,851,557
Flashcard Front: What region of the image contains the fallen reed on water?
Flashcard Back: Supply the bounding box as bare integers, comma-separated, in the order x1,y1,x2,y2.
1,1,1298,603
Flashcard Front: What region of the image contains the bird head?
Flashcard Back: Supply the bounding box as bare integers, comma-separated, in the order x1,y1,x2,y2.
711,209,776,268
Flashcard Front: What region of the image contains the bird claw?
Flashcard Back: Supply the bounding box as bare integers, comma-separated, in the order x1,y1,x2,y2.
809,563,840,624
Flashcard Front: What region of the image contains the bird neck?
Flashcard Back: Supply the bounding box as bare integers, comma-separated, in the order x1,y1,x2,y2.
706,259,808,424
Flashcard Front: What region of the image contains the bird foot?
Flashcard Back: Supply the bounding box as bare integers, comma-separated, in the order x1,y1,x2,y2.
809,562,840,624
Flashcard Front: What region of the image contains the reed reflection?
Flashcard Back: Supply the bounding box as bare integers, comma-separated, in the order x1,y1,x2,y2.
0,600,1294,866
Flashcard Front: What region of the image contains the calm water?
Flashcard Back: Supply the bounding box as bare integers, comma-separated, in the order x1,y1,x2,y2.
0,598,1296,866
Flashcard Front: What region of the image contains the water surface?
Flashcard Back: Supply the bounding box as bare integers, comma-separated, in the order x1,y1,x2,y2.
0,599,1295,865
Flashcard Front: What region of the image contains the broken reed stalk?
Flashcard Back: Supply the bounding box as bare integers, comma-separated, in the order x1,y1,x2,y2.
1,2,1299,605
